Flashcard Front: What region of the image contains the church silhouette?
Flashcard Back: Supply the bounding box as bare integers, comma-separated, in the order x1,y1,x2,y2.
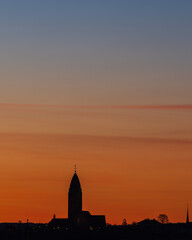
49,169,106,230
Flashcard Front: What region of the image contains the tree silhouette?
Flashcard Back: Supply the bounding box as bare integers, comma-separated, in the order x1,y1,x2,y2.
157,214,169,224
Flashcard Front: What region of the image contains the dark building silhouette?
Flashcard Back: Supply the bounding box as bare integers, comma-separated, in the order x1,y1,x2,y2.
137,218,161,226
49,169,106,230
68,171,82,220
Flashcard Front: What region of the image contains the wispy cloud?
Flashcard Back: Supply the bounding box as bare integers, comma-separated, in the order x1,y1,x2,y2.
0,103,192,110
1,132,192,145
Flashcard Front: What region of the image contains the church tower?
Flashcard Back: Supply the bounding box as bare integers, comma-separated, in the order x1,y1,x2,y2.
68,168,82,220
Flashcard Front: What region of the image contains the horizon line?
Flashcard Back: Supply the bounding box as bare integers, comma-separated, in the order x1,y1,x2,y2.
0,103,192,110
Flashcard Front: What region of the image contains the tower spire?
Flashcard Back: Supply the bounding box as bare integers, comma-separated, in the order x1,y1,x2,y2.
186,205,189,224
68,167,82,220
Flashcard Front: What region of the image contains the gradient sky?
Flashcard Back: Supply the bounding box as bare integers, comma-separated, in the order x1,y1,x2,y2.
0,0,192,105
0,1,192,224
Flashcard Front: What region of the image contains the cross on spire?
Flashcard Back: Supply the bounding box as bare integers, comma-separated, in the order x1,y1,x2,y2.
74,164,77,173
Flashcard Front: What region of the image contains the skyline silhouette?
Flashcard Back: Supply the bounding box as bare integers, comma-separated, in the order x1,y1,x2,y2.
0,165,190,225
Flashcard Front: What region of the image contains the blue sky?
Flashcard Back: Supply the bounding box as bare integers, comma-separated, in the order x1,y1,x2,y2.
0,0,192,105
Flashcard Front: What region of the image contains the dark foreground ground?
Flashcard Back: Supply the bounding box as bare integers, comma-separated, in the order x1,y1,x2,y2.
0,223,192,240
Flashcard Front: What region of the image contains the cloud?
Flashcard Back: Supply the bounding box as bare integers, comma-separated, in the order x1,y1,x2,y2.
0,103,192,110
1,132,192,146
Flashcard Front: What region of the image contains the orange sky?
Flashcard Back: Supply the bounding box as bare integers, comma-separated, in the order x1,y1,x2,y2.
0,104,192,224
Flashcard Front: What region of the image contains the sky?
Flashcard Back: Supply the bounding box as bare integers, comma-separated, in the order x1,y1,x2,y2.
0,1,192,224
0,0,192,105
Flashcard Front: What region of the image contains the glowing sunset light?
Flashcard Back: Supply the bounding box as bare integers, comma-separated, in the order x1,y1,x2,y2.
0,1,192,226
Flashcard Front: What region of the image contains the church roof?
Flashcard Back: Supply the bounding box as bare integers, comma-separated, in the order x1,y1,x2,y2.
70,172,81,189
